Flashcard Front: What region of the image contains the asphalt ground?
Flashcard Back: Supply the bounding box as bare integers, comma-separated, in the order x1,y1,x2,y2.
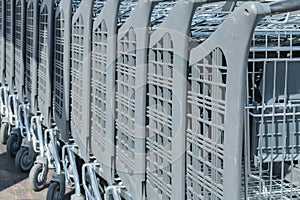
0,143,49,200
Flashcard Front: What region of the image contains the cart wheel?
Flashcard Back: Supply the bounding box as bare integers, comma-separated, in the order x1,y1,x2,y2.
6,133,22,158
15,147,35,172
46,182,65,200
0,122,9,144
29,163,48,191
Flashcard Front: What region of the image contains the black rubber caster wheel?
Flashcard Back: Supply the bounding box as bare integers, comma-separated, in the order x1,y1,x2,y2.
6,132,22,158
15,147,36,172
29,163,48,191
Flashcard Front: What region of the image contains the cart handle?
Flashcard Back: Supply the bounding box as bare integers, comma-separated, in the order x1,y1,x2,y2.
269,0,300,14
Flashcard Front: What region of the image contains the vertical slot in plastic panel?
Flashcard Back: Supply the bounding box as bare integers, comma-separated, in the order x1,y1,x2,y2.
243,13,300,199
90,0,118,185
146,1,199,199
186,2,272,200
37,1,54,127
5,0,14,90
0,1,4,84
25,0,39,114
14,0,26,100
70,0,94,160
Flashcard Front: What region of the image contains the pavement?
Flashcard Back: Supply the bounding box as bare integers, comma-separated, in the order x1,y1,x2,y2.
0,143,49,200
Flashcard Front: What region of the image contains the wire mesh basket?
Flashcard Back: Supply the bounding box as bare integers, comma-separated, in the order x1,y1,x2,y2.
244,10,300,200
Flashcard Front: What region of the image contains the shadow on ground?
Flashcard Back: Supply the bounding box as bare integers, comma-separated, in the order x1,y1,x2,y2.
0,151,28,191
0,144,75,199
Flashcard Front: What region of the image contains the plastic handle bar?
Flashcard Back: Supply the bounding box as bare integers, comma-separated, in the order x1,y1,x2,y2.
270,0,300,14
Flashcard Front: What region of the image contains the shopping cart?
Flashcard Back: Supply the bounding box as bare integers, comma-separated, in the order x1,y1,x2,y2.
47,1,88,199
185,1,300,200
14,0,40,172
115,1,175,199
28,0,56,192
5,0,28,158
0,0,14,145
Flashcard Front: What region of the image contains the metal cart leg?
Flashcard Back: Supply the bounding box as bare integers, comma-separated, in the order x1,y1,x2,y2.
14,106,38,172
6,101,29,157
46,128,66,200
82,162,103,200
29,113,48,191
61,144,84,200
0,85,10,144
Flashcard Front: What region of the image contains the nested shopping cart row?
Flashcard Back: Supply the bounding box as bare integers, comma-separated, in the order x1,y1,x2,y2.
0,0,300,200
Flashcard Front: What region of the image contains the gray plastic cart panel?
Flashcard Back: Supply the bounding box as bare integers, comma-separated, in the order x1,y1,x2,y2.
187,47,226,200
37,0,54,127
185,3,230,200
71,0,105,161
90,0,119,185
115,1,176,199
0,1,4,84
25,0,39,114
14,0,26,101
53,0,73,142
5,0,14,90
146,1,204,199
